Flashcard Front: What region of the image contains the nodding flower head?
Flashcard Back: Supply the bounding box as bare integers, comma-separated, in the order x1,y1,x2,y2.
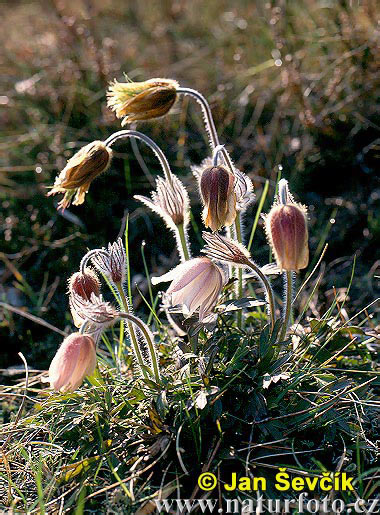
92,238,126,284
69,291,119,334
193,157,254,213
49,333,97,392
201,231,251,268
68,268,100,301
47,141,112,210
199,165,236,232
134,174,190,230
107,77,179,125
265,179,309,271
152,257,226,321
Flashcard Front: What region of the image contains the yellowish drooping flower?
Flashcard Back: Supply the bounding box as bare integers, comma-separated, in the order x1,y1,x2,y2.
107,78,179,125
47,141,112,210
199,165,236,232
49,333,97,392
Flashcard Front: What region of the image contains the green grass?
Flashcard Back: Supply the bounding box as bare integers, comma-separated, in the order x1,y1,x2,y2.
1,232,379,511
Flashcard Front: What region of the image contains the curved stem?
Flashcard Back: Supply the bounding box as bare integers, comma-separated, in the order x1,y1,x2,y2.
177,87,220,150
279,270,293,341
80,249,109,275
115,282,148,378
247,260,276,332
212,144,236,177
118,312,160,384
176,223,190,261
104,129,173,186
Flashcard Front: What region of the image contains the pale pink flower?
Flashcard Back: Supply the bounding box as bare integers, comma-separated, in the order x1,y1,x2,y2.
152,257,226,321
49,333,97,392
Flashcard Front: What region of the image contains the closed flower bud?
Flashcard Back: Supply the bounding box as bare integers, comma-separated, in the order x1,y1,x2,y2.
134,174,190,230
265,181,309,271
49,333,97,392
92,238,126,284
68,268,100,301
200,165,236,232
107,78,178,125
152,257,226,321
47,141,112,210
202,231,251,267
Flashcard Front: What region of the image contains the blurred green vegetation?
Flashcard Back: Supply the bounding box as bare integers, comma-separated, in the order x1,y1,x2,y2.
1,0,379,370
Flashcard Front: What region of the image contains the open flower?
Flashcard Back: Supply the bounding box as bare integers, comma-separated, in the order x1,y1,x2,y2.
152,257,225,321
134,174,190,230
49,333,97,392
107,78,179,125
199,165,236,232
47,141,112,210
264,180,309,271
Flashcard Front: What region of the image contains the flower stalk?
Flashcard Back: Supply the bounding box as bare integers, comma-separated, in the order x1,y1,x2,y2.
118,312,161,384
104,130,173,186
176,87,220,150
115,282,148,378
246,260,276,332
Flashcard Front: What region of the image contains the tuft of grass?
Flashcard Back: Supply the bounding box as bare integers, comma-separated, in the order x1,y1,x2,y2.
1,240,379,512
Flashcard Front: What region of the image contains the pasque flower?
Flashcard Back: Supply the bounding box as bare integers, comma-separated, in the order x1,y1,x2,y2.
91,238,126,284
49,333,97,392
201,231,251,267
69,268,100,300
199,165,236,232
152,257,225,321
47,141,112,210
134,173,190,231
193,157,254,213
107,78,179,125
265,180,309,271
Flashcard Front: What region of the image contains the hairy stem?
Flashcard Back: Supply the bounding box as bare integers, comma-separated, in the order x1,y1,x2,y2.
247,260,276,332
176,223,190,262
118,312,160,384
104,130,173,186
115,282,148,379
279,270,293,341
234,214,244,328
177,87,219,150
80,249,109,275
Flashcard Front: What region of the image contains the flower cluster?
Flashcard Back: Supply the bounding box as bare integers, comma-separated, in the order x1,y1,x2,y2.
46,76,310,394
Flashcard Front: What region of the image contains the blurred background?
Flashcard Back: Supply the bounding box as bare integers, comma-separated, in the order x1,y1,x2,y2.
1,0,379,370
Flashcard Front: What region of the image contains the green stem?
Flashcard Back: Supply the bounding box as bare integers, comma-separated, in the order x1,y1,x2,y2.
176,223,190,261
119,313,161,384
280,270,293,341
116,282,148,379
247,260,276,332
234,214,244,328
